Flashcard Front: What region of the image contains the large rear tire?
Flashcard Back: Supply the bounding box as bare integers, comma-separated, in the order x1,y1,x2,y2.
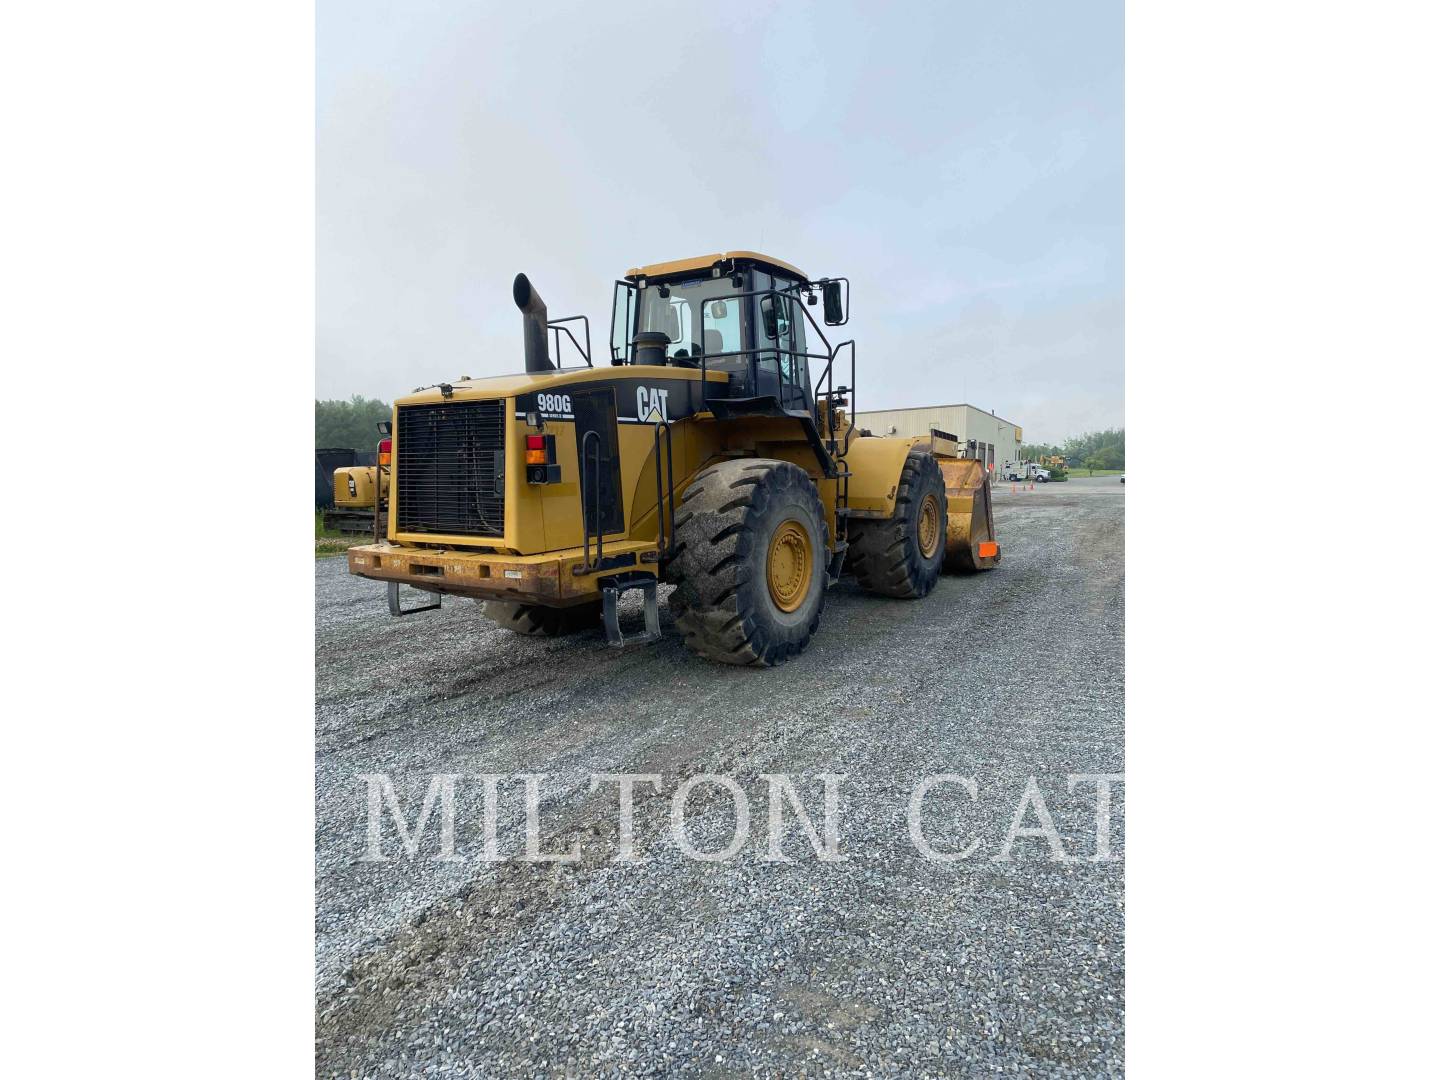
848,450,946,598
666,458,829,667
480,600,602,637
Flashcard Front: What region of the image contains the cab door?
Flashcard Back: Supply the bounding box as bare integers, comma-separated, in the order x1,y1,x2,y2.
754,272,812,414
767,275,811,413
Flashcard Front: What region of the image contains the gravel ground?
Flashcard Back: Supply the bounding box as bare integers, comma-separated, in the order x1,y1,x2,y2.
315,475,1125,1077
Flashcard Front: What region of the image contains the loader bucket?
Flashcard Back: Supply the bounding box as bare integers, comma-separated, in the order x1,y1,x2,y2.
938,458,1001,572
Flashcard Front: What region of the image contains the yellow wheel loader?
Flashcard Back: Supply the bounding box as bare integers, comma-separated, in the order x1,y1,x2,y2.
325,457,388,534
346,251,999,665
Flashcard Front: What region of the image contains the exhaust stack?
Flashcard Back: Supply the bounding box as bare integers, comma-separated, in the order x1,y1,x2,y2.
512,273,555,373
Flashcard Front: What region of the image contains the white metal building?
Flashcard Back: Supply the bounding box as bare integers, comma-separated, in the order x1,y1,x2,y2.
851,403,1024,476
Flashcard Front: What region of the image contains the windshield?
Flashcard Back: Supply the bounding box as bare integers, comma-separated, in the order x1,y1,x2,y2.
635,277,743,362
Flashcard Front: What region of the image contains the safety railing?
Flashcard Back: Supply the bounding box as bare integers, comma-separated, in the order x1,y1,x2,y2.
692,287,858,458
578,429,604,573
653,419,675,560
547,315,592,368
373,435,388,544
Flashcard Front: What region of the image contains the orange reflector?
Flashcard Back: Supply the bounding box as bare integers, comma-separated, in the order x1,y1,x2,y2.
978,541,999,558
525,449,547,465
378,452,392,466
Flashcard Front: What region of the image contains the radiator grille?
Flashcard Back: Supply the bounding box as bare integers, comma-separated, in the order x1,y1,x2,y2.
394,400,506,536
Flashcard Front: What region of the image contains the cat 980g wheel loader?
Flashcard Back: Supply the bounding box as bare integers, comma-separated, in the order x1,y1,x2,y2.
346,251,998,666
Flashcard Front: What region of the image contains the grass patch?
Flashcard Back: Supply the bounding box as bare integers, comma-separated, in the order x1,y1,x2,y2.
316,538,357,558
316,510,367,558
1077,468,1124,477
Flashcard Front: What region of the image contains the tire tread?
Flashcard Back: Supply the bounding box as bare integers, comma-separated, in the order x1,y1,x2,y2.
848,451,946,599
666,458,828,666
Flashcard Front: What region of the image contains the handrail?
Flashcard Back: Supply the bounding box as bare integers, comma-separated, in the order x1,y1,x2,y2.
816,339,857,457
579,429,603,572
653,419,674,560
547,315,592,368
373,438,387,544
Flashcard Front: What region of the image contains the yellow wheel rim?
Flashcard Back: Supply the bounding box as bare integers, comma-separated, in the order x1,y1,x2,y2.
918,493,941,559
766,519,813,613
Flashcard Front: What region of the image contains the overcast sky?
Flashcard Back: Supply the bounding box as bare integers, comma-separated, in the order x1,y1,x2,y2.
318,1,1122,444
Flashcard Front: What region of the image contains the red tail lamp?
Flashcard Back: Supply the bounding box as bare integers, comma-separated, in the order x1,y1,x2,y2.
525,433,559,484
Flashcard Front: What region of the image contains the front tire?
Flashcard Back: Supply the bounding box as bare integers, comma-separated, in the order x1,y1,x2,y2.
666,458,829,667
848,450,946,598
480,600,602,637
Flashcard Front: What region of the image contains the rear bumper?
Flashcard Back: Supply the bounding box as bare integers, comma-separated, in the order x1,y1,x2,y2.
346,542,658,606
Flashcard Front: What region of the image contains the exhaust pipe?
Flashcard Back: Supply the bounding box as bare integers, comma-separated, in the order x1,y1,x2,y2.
512,273,555,373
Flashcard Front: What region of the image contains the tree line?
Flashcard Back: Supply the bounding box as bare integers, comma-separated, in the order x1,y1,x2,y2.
1022,427,1125,471
316,396,390,452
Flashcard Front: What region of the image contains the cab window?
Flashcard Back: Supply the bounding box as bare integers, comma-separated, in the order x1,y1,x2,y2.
635,276,743,362
700,293,741,355
610,281,635,362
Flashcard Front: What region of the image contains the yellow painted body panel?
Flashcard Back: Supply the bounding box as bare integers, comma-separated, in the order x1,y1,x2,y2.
624,250,808,282
385,366,728,552
366,368,862,603
519,412,847,555
837,435,917,518
333,465,381,508
384,378,851,555
392,364,723,409
361,362,995,605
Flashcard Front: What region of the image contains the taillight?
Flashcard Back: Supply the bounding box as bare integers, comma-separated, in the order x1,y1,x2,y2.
378,437,392,466
525,433,559,483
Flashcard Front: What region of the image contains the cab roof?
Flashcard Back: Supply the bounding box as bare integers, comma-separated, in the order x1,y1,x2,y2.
625,250,808,284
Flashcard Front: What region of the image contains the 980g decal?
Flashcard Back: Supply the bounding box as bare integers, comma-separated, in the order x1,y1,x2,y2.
515,377,708,425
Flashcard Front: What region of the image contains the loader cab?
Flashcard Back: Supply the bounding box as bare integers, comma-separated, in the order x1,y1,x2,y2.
609,252,838,418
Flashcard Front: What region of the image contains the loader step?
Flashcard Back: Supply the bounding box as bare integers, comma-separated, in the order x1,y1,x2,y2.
387,581,441,617
827,541,849,586
600,572,662,648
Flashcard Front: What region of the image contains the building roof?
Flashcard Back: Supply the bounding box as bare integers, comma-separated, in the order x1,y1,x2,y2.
852,402,1022,430
625,251,808,283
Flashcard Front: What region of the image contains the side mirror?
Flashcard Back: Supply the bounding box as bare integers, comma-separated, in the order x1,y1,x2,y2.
761,296,779,340
822,281,845,325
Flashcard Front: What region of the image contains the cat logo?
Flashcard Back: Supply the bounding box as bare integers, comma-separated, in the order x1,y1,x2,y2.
636,385,670,423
